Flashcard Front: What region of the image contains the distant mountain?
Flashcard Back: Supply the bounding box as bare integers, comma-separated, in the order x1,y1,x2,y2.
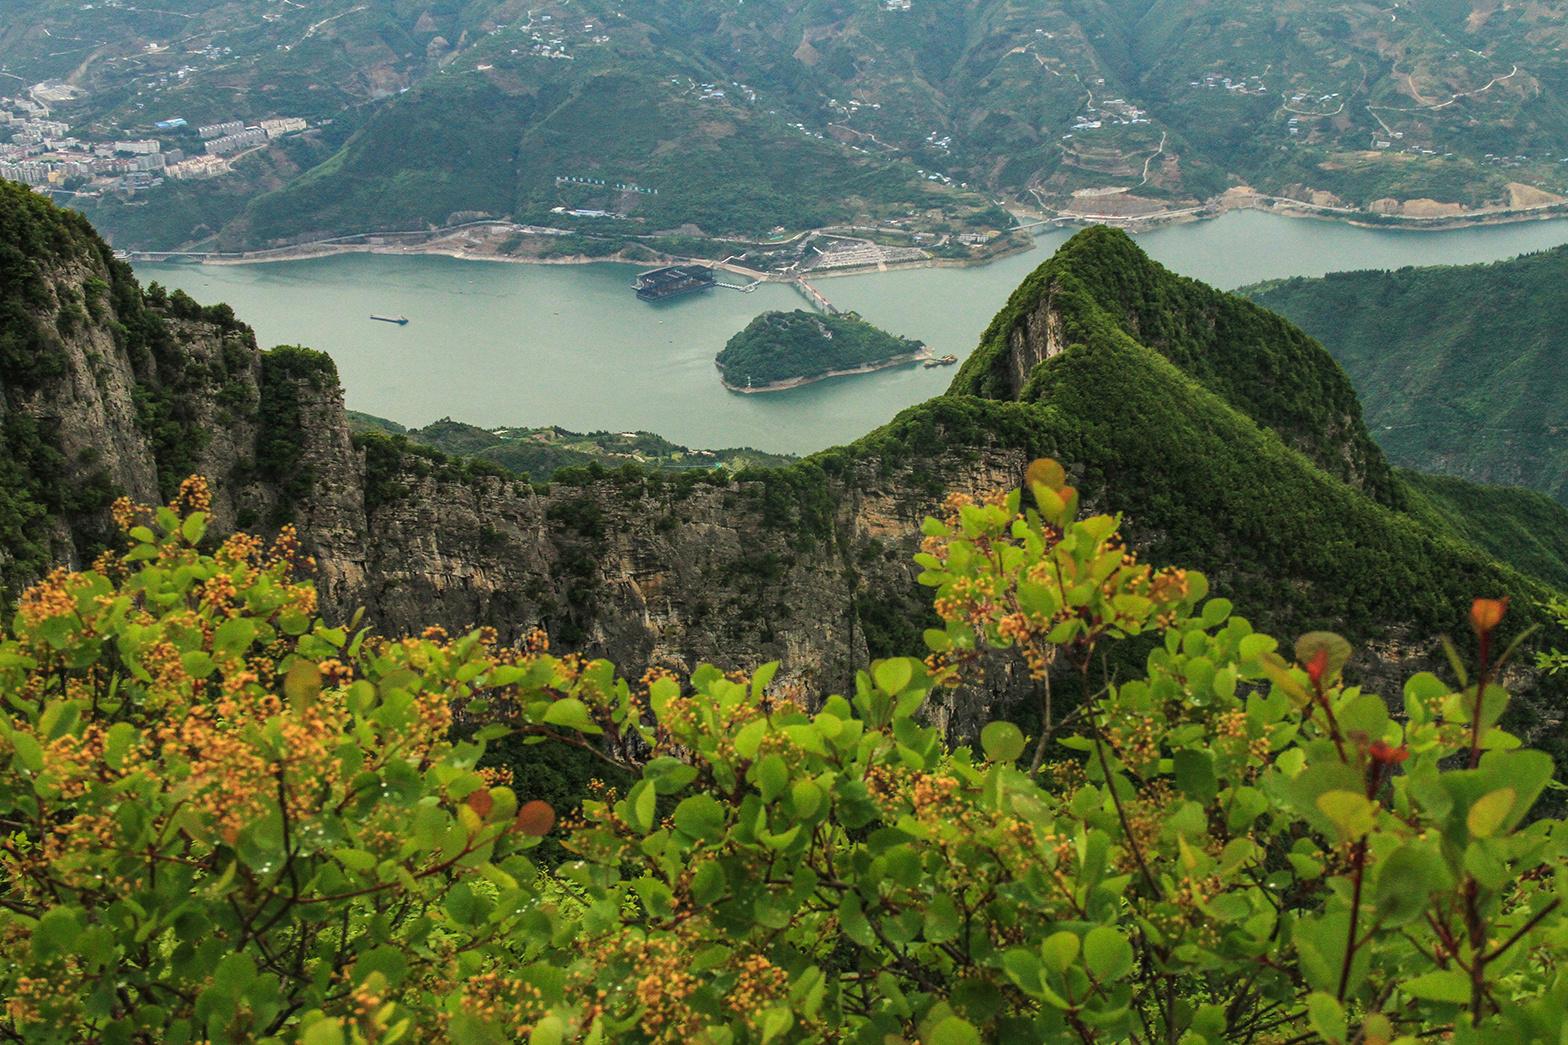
1244,245,1568,504
4,180,1565,752
7,1,1568,251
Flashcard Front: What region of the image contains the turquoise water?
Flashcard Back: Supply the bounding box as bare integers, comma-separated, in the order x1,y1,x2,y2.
139,210,1568,455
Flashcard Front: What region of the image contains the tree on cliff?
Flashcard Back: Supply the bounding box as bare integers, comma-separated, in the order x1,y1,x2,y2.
2,467,1566,1043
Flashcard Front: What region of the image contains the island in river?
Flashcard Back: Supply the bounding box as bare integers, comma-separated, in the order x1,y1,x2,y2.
716,310,931,393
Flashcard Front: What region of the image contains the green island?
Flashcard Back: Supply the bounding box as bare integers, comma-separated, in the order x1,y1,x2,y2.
715,310,933,393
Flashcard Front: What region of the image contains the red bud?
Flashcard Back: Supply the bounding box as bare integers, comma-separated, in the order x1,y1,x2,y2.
1305,647,1330,687
1369,740,1409,765
1470,597,1508,637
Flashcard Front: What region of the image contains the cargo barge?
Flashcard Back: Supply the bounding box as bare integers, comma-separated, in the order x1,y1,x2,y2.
633,264,716,302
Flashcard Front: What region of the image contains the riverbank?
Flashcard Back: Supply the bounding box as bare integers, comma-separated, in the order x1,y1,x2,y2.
134,209,1568,456
1036,188,1568,235
124,189,1568,288
719,347,934,394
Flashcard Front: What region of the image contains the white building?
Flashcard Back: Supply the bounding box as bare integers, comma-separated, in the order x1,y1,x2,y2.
205,128,267,155
260,117,307,138
198,120,244,140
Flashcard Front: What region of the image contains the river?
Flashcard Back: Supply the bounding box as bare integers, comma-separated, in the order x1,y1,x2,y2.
137,210,1568,456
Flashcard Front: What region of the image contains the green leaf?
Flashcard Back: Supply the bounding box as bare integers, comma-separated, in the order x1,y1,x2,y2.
284,660,322,710
1083,926,1134,981
1478,750,1554,831
529,1016,565,1045
1316,790,1375,839
673,794,725,841
1466,787,1515,839
645,756,699,795
332,848,377,872
104,722,139,769
1041,930,1079,973
980,721,1026,763
1173,749,1216,802
755,755,789,803
11,731,43,773
1295,631,1352,680
214,617,255,656
211,952,256,996
181,651,215,679
301,1020,346,1045
926,1016,980,1045
790,779,824,819
873,658,914,695
760,1008,793,1044
924,895,961,944
1373,844,1452,928
1401,970,1471,1004
1001,948,1044,993
1201,598,1233,627
1306,992,1346,1044
690,859,727,904
181,512,208,545
542,697,600,734
630,780,656,834
750,661,780,701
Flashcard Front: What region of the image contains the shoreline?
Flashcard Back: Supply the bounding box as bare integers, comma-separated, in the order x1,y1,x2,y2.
718,349,935,394
123,193,1568,280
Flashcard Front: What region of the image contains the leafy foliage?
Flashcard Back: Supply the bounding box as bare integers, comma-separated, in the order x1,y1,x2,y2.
4,466,1568,1042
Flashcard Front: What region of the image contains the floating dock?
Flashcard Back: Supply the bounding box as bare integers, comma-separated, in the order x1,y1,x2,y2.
633,265,717,302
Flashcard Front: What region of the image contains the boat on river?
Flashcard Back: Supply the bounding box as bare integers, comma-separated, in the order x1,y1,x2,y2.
370,314,409,325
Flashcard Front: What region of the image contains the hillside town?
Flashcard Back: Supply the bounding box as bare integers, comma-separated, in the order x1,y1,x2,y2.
0,86,306,198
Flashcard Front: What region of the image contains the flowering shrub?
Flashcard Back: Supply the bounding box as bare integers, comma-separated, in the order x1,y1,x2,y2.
3,465,1566,1043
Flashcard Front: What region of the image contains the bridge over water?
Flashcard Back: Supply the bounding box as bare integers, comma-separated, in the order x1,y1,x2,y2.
794,278,840,315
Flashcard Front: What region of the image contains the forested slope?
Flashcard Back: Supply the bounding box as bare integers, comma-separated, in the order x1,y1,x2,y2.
1246,246,1568,504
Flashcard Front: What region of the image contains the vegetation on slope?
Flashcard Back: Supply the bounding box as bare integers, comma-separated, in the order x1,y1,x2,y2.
951,226,1399,504
1398,470,1568,593
4,470,1568,1041
1244,247,1568,504
716,310,926,390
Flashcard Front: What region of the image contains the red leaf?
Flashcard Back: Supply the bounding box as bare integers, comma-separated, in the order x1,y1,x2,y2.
514,800,556,837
